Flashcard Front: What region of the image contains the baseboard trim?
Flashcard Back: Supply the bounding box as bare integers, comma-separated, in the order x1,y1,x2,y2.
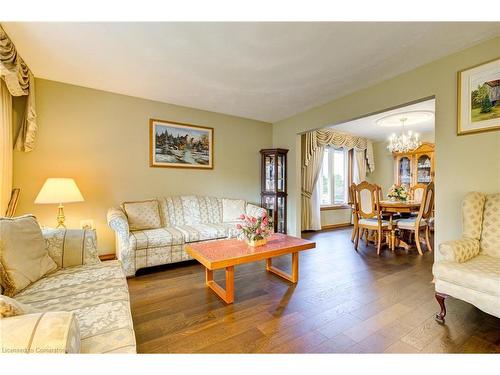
321,223,352,230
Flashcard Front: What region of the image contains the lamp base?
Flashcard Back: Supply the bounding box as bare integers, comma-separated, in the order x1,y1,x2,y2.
56,204,66,228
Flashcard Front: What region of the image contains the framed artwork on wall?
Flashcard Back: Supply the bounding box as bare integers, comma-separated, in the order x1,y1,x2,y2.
149,119,214,169
457,57,500,135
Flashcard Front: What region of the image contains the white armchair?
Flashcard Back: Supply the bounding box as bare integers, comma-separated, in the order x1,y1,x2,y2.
432,192,500,323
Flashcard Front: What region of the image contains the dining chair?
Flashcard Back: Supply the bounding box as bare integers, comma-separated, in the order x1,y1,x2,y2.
353,181,390,254
349,183,359,242
396,182,434,255
410,183,427,202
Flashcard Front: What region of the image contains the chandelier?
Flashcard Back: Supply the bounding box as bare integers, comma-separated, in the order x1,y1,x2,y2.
386,118,421,153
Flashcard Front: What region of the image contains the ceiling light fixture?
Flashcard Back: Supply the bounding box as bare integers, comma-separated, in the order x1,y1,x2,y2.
386,117,422,153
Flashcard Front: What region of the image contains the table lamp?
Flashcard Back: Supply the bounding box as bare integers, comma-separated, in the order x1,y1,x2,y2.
34,178,84,228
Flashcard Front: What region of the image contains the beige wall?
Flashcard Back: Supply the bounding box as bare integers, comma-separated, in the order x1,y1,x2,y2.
13,79,272,254
366,131,435,195
273,37,500,249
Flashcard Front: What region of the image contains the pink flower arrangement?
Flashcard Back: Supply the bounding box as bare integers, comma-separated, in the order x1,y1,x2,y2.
237,211,273,242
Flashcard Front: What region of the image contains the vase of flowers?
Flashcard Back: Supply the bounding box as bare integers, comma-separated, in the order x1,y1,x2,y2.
236,212,273,247
387,184,408,202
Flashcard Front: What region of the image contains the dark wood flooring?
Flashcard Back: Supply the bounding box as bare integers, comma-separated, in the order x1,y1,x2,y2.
127,227,500,353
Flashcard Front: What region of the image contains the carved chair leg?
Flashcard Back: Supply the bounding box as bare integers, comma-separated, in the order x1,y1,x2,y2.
435,292,447,324
354,226,361,250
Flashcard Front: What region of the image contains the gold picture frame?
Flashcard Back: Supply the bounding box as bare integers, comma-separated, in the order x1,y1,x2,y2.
149,119,214,169
457,57,500,136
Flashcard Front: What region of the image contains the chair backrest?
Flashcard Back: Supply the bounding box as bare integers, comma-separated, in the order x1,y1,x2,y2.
354,181,381,219
417,182,434,221
480,193,500,258
410,183,426,203
350,183,358,223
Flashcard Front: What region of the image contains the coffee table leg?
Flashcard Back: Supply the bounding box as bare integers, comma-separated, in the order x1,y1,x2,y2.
266,252,299,283
205,266,234,304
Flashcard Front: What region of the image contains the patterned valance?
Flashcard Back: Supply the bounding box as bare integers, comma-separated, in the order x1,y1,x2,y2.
303,129,375,172
0,25,37,152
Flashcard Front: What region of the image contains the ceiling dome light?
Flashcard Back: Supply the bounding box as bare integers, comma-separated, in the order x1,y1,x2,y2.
376,110,434,127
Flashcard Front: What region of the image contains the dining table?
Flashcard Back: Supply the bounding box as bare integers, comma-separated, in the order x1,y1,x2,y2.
379,200,421,250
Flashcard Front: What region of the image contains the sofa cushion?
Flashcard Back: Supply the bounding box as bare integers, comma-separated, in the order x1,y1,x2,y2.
181,195,202,225
222,198,246,222
43,228,100,270
433,255,500,297
122,199,162,231
197,196,223,224
480,193,500,258
462,192,486,240
173,224,227,243
0,311,81,354
14,260,136,354
130,227,184,250
0,215,57,297
162,196,186,226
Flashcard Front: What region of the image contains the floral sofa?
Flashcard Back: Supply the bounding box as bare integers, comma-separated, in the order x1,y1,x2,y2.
107,196,266,277
0,223,136,354
433,192,500,323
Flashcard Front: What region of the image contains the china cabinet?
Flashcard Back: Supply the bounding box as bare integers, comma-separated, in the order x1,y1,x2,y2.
260,148,288,234
393,143,435,188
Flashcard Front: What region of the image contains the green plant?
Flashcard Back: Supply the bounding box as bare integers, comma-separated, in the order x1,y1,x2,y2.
481,96,493,113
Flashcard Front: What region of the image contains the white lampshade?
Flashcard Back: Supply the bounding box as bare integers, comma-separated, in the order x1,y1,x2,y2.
35,178,84,204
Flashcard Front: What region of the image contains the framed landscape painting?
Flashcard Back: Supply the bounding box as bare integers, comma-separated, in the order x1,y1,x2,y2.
149,119,214,169
457,57,500,135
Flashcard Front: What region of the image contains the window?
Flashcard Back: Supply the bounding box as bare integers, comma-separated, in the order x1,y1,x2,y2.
320,147,348,206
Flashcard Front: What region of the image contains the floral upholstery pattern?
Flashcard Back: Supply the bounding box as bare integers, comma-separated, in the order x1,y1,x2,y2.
433,255,500,297
462,192,486,240
108,195,262,276
43,228,100,270
246,203,267,218
433,191,500,318
122,200,162,231
480,194,500,258
15,261,136,353
0,311,81,354
438,238,480,263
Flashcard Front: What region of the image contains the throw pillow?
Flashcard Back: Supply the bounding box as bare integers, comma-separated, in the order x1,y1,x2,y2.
0,215,57,297
222,198,246,222
0,295,34,318
122,199,162,231
43,228,100,269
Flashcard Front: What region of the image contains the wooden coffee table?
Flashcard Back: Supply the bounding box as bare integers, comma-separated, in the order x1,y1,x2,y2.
185,233,316,304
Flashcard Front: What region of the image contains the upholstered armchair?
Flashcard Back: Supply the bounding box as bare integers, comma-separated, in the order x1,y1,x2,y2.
432,192,500,323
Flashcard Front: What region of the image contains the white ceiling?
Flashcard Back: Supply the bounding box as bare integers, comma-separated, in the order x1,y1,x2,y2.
331,98,435,141
3,22,499,123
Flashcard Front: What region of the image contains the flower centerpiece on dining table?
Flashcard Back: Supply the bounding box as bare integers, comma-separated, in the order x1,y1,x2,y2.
387,184,408,202
236,211,273,247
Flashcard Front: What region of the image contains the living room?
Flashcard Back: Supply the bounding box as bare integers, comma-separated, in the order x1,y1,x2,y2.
1,1,499,373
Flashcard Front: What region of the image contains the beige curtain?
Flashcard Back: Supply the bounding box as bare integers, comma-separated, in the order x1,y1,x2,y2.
0,25,37,152
353,149,367,184
301,132,325,231
303,129,375,172
0,80,12,215
301,129,375,231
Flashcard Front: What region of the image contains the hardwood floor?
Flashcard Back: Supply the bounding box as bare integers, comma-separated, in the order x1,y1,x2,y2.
127,227,500,353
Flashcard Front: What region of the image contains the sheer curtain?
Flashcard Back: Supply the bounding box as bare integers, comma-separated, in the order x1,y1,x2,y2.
0,80,13,215
353,149,367,184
